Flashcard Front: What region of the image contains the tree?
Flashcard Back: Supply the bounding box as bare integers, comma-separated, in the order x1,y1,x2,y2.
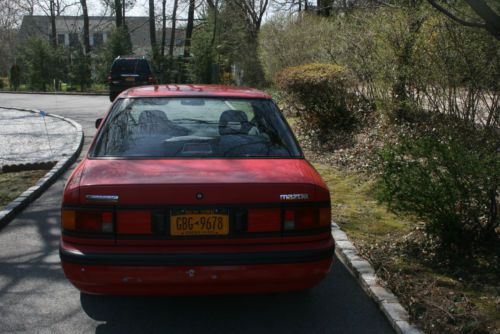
69,46,91,91
18,36,66,91
232,0,270,84
114,0,123,27
9,63,20,90
148,0,158,62
427,0,500,40
80,0,90,54
169,0,179,58
96,27,132,82
161,0,167,57
234,0,270,38
184,0,196,58
49,0,57,48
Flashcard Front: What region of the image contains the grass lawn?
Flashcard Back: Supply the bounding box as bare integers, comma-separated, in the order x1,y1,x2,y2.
0,170,48,209
313,163,410,241
313,163,499,334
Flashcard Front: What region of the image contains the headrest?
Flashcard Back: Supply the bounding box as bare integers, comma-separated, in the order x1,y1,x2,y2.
218,110,252,135
138,109,168,123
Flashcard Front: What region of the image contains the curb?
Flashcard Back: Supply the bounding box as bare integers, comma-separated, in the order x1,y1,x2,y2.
332,222,423,334
0,106,84,230
0,90,107,96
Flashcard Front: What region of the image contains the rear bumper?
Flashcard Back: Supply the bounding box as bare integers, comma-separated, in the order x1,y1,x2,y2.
60,242,334,295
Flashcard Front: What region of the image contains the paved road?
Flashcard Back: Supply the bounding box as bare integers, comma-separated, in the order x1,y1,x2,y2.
0,93,394,334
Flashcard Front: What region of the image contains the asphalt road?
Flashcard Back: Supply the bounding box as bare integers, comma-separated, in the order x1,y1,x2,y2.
0,93,394,334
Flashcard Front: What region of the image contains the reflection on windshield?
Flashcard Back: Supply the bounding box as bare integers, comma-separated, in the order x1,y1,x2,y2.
92,97,301,158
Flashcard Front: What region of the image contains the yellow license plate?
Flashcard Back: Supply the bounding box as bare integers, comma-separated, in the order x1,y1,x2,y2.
171,210,229,236
125,77,135,82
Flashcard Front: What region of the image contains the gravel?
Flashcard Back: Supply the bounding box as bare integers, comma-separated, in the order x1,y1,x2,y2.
0,108,76,167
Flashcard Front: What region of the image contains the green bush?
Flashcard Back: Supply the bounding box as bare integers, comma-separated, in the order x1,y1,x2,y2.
376,124,499,251
18,37,63,91
276,63,358,141
68,47,91,91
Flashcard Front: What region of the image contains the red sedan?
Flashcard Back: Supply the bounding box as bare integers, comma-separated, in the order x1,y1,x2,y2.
60,85,334,295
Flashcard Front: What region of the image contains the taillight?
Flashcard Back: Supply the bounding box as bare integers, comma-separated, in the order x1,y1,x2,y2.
107,73,112,83
319,207,331,227
147,75,156,83
283,207,331,231
61,209,114,234
248,206,331,233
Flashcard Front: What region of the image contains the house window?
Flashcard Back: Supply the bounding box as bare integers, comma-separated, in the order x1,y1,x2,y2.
93,32,103,47
57,34,66,46
69,33,79,47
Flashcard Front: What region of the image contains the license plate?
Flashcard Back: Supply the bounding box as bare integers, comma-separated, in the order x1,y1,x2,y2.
170,210,229,236
125,77,135,82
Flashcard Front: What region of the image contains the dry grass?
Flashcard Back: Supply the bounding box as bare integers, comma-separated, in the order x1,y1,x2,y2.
0,170,48,209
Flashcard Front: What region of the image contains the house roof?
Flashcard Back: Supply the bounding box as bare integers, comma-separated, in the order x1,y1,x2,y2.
19,15,185,50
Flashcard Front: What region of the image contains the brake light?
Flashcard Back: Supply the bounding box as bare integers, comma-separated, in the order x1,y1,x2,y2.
283,207,330,231
61,209,114,233
247,208,281,232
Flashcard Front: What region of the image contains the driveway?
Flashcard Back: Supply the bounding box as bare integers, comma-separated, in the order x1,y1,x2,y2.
0,93,394,333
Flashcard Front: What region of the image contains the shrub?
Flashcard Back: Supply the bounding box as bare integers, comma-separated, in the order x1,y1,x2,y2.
376,123,499,252
69,47,91,91
276,63,358,142
17,37,67,91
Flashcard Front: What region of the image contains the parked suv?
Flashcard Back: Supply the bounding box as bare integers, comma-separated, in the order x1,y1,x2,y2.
107,56,156,101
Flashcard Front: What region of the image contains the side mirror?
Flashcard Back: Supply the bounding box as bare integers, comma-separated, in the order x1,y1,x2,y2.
95,118,103,129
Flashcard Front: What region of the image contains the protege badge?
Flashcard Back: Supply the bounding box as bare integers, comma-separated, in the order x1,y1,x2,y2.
280,193,309,200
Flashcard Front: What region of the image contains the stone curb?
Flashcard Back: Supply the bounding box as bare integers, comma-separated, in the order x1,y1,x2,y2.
332,222,423,334
0,106,84,230
0,90,106,96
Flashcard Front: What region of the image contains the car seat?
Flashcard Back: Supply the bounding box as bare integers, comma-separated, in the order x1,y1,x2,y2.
218,110,253,135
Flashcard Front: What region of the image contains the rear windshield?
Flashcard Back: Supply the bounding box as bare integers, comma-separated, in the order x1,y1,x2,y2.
111,59,150,75
92,97,302,158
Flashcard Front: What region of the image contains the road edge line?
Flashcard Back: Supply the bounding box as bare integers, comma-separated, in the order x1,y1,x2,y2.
332,222,423,334
0,106,84,230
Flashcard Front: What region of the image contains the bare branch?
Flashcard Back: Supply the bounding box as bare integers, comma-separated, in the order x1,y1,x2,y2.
427,0,486,29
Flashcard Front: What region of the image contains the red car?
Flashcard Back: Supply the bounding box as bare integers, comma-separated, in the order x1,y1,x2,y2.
60,85,334,295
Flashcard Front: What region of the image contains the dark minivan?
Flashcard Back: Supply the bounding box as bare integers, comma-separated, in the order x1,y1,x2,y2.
107,56,156,101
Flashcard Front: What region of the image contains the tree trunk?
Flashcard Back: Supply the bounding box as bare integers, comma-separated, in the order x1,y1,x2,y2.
183,0,195,58
148,0,157,61
169,0,179,58
122,0,126,27
463,0,500,40
114,0,122,28
80,0,90,54
49,0,57,48
161,0,166,58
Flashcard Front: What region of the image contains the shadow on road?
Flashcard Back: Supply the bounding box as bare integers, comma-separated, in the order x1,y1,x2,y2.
80,260,394,334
